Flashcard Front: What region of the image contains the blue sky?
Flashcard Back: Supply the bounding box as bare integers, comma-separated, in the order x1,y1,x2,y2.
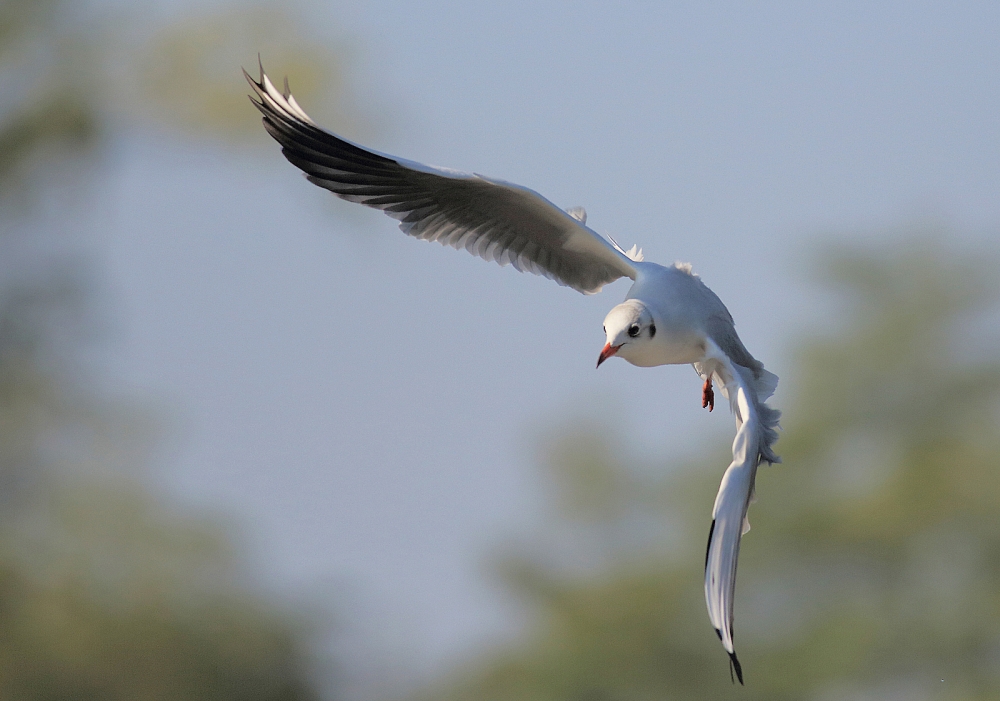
81,0,999,687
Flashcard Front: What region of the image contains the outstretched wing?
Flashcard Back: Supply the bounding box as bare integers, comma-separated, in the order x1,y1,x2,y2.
246,65,637,294
698,343,780,685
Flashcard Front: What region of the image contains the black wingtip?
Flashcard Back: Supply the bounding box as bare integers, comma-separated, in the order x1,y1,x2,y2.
704,519,717,571
729,651,744,685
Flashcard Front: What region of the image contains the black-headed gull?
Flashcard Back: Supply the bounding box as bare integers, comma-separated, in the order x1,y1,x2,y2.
246,65,780,684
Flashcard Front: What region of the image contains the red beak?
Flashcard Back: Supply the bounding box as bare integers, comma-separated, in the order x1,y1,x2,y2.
596,343,621,368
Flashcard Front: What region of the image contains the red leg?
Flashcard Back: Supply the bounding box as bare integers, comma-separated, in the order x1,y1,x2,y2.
702,377,715,412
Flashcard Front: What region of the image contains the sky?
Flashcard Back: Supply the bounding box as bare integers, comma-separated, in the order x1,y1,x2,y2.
76,0,1000,689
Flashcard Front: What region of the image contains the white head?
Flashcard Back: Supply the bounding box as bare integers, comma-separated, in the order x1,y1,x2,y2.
597,299,658,368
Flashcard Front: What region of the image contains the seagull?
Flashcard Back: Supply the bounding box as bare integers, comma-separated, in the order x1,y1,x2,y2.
246,64,780,684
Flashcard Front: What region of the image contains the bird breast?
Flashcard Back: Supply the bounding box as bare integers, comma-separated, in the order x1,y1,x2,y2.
622,329,706,367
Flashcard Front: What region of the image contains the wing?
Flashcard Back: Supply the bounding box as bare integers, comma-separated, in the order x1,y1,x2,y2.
697,343,781,685
246,65,637,294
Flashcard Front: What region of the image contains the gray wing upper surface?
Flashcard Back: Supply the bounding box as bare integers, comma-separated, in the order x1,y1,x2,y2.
246,67,637,294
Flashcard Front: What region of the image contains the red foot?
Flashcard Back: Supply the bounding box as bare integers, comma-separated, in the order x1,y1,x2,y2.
702,377,715,412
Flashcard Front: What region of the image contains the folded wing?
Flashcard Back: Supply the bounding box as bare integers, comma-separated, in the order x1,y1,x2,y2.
698,343,781,685
246,66,636,294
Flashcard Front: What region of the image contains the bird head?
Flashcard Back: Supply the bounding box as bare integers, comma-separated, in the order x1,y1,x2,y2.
597,300,657,368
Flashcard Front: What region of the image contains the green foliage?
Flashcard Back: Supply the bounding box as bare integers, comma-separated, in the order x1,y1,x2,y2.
0,0,98,188
0,482,322,701
423,239,1000,700
0,259,325,700
0,1,348,698
0,0,350,189
135,3,352,141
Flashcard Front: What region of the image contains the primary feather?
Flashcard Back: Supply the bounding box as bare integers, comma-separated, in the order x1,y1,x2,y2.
245,66,636,294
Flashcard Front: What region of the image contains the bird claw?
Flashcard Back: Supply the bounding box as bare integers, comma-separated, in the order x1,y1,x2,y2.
702,378,715,412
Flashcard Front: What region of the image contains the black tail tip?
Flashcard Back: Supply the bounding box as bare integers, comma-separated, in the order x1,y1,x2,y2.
729,651,744,685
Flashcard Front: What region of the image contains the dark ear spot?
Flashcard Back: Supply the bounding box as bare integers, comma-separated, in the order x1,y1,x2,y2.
649,324,656,338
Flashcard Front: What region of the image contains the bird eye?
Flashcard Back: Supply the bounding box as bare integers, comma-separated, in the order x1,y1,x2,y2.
649,324,656,338
628,324,640,338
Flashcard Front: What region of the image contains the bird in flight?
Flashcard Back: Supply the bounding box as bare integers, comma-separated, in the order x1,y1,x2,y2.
246,64,780,684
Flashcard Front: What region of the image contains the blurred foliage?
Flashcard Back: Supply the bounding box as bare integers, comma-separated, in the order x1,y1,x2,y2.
0,0,350,189
0,0,350,698
0,0,98,189
419,238,1000,700
5,0,997,698
135,3,353,141
0,480,322,700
